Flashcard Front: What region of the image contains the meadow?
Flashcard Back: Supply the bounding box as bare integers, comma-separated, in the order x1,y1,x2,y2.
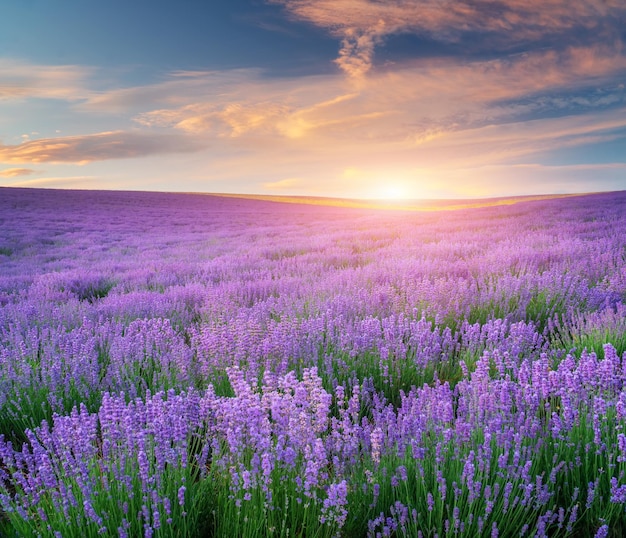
1,187,625,537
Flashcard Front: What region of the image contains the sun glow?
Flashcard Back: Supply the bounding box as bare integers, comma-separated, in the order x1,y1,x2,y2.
372,179,414,200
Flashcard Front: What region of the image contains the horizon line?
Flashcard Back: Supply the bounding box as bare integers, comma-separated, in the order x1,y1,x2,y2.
1,185,620,212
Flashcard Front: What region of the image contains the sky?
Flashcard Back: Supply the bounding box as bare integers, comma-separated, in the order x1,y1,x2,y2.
0,0,625,200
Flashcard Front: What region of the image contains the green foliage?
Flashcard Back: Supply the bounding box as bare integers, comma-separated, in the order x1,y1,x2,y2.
551,306,626,358
526,290,568,332
0,380,102,446
0,441,211,538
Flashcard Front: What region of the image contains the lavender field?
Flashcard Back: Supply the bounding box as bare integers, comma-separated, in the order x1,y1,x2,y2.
1,187,626,537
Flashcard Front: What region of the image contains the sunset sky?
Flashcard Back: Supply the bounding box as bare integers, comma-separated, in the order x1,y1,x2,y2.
1,0,625,199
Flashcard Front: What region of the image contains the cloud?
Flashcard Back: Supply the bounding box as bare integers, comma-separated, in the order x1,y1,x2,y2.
0,176,99,189
395,106,626,170
426,162,626,198
0,131,204,164
82,69,265,113
135,89,390,140
131,42,626,150
0,59,90,101
137,101,290,136
270,0,626,77
0,167,37,177
262,178,306,190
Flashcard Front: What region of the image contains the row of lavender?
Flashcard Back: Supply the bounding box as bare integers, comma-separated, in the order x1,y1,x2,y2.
1,188,626,536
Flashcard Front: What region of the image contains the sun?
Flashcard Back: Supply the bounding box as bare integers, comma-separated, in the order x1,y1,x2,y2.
374,181,412,200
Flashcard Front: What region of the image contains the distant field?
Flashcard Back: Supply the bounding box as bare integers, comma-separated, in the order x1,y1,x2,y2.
207,191,587,211
0,187,625,537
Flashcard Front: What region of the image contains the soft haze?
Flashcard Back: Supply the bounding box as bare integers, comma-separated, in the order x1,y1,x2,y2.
1,0,625,199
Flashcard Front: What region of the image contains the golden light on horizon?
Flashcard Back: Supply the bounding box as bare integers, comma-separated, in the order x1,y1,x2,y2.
377,182,411,200
341,167,418,200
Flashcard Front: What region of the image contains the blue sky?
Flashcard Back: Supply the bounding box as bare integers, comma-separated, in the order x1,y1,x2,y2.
1,0,625,198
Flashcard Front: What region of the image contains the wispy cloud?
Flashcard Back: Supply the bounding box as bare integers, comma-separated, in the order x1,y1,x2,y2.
427,162,626,198
0,59,90,101
263,178,306,190
135,90,388,140
136,101,290,136
1,176,103,189
0,131,204,164
82,69,265,113
270,0,626,77
405,107,626,169
0,167,37,178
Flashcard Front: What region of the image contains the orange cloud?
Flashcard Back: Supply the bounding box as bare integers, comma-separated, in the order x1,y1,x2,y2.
137,101,290,136
0,167,37,177
138,89,371,142
0,131,203,164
